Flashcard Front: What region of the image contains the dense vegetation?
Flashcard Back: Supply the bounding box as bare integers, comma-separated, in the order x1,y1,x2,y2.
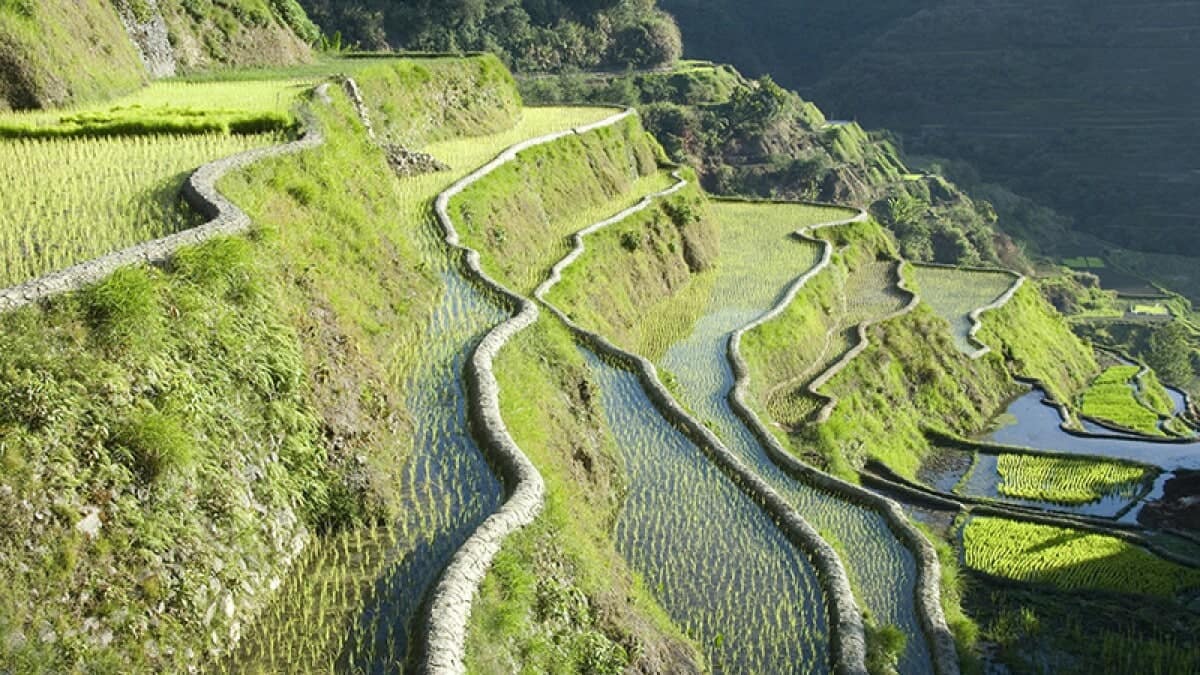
521,62,1029,271
298,0,682,71
1078,365,1168,436
660,0,1200,268
0,0,314,110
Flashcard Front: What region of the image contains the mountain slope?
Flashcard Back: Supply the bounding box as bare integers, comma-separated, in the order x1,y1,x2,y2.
0,0,315,110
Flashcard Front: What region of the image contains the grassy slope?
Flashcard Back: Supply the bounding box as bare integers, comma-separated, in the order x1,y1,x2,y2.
449,114,663,295
453,112,704,672
0,58,518,672
471,319,703,673
156,0,313,73
818,305,1018,478
545,176,719,360
976,283,1098,405
0,0,316,111
734,218,1006,478
0,0,146,110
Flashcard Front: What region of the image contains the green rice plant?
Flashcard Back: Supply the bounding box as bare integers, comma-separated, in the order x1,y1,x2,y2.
962,516,1200,598
1079,365,1165,436
909,265,1016,354
994,454,1151,505
0,131,282,287
215,102,622,671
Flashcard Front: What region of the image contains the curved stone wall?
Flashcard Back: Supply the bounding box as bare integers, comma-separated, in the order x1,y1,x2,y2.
723,204,962,675
908,261,1025,360
0,86,328,314
535,187,871,674
420,108,639,675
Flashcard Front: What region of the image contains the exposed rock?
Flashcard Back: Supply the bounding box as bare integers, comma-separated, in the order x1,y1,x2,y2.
383,144,450,178
75,505,103,539
112,0,176,79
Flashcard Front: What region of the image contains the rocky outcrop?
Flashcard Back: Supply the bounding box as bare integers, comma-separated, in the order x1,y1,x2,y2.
113,0,177,78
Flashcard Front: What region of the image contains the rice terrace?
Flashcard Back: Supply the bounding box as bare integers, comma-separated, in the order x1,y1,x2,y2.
1,1,1198,674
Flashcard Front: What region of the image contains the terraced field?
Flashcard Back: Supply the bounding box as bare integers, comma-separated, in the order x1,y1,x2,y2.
963,517,1200,599
1080,365,1168,436
588,352,831,672
760,254,910,428
5,50,1198,675
910,265,1018,354
216,104,622,671
0,75,325,288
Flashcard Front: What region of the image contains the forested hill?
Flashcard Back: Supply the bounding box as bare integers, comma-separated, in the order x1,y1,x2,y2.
296,0,683,71
660,0,1200,261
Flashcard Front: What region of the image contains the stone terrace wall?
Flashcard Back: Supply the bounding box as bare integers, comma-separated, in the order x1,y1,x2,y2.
0,86,328,313
536,188,872,675
420,108,638,675
724,203,962,675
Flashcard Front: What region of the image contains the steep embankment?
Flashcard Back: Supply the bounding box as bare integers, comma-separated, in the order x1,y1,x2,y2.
0,0,315,110
0,56,525,671
0,0,146,110
427,112,705,673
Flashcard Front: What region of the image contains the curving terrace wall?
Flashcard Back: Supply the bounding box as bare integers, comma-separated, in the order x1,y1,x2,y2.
724,205,962,675
534,192,871,674
420,108,641,675
908,261,1025,360
0,86,329,314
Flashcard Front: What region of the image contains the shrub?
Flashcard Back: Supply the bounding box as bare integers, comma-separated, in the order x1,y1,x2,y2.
113,408,195,482
610,15,682,68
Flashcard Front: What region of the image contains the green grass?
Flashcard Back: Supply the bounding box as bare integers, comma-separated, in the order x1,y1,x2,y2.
976,282,1099,404
1079,365,1165,436
1132,303,1169,316
468,317,701,674
449,113,665,295
0,0,146,110
962,517,1200,599
908,265,1017,354
994,454,1152,505
545,180,720,361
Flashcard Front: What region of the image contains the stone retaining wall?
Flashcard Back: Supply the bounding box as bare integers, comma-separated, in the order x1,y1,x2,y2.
0,87,328,314
908,261,1025,360
420,108,636,675
723,203,961,675
535,177,872,674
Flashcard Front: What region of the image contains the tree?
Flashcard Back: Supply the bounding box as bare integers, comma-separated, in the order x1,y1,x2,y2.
1146,322,1194,385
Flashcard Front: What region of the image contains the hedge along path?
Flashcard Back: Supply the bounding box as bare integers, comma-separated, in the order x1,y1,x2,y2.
422,108,643,675
908,261,1025,359
0,85,330,313
535,187,871,675
724,200,961,675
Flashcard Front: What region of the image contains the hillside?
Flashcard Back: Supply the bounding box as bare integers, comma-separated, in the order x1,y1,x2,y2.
522,62,1028,270
660,0,1200,267
0,0,315,110
1,4,1200,675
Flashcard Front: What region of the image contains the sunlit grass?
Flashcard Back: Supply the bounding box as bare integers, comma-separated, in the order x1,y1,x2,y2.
994,454,1151,505
963,516,1200,598
1079,365,1165,436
